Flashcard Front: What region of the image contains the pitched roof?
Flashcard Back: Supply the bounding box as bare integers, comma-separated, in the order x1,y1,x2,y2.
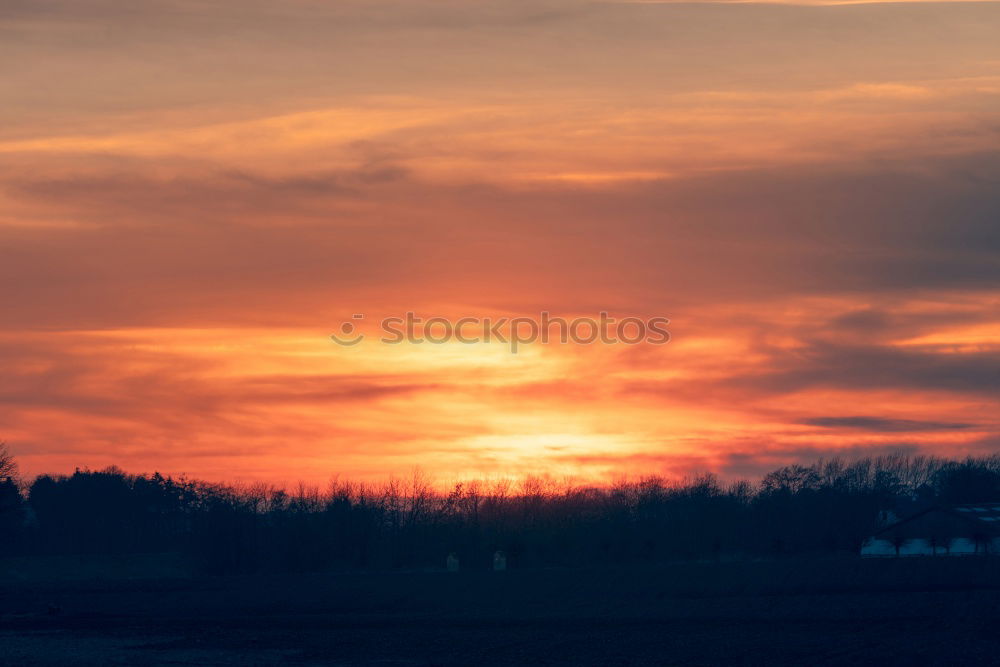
874,503,1000,538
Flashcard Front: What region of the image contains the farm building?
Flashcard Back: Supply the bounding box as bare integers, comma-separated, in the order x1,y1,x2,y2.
861,503,1000,557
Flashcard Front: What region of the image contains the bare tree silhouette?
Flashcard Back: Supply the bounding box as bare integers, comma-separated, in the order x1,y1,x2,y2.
0,442,17,481
0,443,24,553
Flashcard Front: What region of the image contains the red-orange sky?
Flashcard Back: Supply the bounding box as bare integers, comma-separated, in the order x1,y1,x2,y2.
2,0,999,485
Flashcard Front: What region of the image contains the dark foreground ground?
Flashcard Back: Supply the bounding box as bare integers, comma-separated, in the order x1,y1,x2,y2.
2,557,1000,666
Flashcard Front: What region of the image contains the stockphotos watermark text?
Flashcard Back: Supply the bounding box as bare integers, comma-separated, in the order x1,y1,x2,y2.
331,312,670,353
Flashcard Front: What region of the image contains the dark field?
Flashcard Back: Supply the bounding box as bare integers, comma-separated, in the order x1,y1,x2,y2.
3,558,1000,666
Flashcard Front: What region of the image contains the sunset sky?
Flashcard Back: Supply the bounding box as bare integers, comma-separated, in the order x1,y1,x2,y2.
2,0,999,485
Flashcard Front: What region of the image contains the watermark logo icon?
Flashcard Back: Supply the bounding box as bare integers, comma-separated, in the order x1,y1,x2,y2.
329,313,365,346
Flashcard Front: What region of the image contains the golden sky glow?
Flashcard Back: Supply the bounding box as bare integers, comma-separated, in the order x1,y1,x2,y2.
2,0,999,484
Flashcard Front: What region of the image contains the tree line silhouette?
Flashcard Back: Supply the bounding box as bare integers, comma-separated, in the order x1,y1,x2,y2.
2,445,1000,574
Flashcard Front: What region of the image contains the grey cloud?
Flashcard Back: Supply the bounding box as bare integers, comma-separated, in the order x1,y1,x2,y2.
733,342,1000,396
3,151,1000,327
801,416,973,432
